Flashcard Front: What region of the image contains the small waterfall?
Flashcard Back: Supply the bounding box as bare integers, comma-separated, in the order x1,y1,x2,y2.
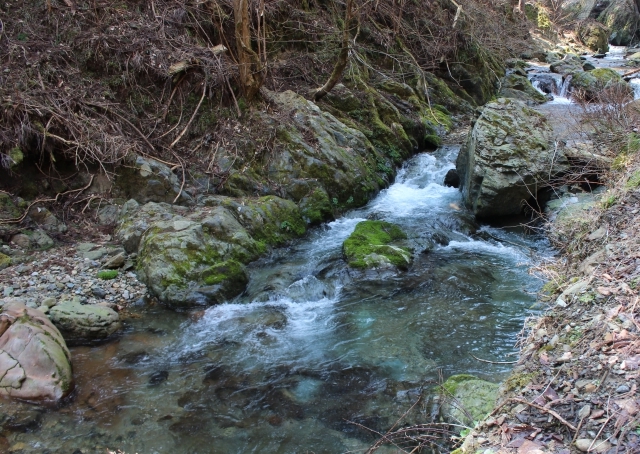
631,78,640,100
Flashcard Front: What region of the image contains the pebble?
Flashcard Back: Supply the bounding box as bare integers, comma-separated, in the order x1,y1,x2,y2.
616,384,630,393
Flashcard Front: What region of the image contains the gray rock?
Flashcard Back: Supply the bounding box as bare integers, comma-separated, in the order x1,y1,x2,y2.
456,98,568,218
103,252,126,269
599,0,637,46
550,54,584,75
0,303,73,401
28,206,67,233
570,68,632,100
498,74,548,104
30,229,54,249
83,248,108,261
616,384,630,393
577,21,609,53
48,297,121,344
114,155,193,205
97,205,120,226
92,287,107,299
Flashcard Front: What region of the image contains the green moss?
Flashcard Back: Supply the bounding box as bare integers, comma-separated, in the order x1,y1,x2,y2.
625,170,640,189
299,188,333,225
9,147,24,166
202,260,245,286
442,374,477,395
97,270,118,280
0,252,11,270
343,220,412,270
503,372,536,392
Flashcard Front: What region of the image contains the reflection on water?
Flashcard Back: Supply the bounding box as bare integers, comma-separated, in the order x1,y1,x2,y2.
4,147,550,453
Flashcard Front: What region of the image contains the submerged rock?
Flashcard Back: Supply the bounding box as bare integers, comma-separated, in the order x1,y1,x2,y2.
48,297,121,345
440,374,498,428
342,220,412,270
0,303,73,401
456,98,568,218
116,195,306,308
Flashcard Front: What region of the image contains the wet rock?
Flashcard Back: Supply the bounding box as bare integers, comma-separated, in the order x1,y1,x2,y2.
0,303,74,400
456,98,568,218
0,404,43,433
148,370,169,386
440,374,498,428
343,220,413,270
444,169,460,188
48,297,121,344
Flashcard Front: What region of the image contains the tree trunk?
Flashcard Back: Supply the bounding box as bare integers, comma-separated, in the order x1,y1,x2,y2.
313,0,355,102
233,0,263,101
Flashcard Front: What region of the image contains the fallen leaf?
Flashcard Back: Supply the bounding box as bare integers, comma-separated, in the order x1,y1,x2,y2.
597,286,613,296
517,440,544,454
589,409,605,419
615,398,639,416
543,386,560,401
603,273,613,280
539,352,549,365
607,355,619,365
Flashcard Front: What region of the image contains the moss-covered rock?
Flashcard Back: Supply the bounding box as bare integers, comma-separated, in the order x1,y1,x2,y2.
440,374,499,428
498,73,548,104
116,196,307,308
577,21,610,53
456,98,568,218
0,252,10,271
343,220,412,270
570,68,632,100
48,297,121,345
550,54,584,76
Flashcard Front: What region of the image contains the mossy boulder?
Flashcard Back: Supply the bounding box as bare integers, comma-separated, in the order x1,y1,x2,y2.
116,196,307,308
440,374,499,428
343,220,412,270
570,68,632,100
456,98,568,218
498,73,548,104
0,252,10,271
48,297,121,345
577,21,610,53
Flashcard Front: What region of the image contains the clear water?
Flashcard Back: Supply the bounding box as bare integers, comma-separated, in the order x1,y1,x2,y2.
4,147,549,453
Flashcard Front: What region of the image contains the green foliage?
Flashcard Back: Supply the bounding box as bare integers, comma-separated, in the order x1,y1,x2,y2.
97,270,118,280
601,192,617,209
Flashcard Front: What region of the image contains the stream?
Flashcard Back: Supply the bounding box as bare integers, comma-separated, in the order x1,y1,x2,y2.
5,147,550,453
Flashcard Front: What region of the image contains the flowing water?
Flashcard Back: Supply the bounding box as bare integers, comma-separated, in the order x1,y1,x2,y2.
5,147,550,453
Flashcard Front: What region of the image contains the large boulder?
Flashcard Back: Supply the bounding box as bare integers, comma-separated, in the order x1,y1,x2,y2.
599,0,639,46
0,303,73,401
342,220,412,270
48,297,121,345
570,68,633,100
577,21,610,53
440,374,499,428
116,195,306,308
456,98,568,218
498,73,549,104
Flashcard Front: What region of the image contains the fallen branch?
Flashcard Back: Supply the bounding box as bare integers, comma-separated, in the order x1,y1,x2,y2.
509,397,577,431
